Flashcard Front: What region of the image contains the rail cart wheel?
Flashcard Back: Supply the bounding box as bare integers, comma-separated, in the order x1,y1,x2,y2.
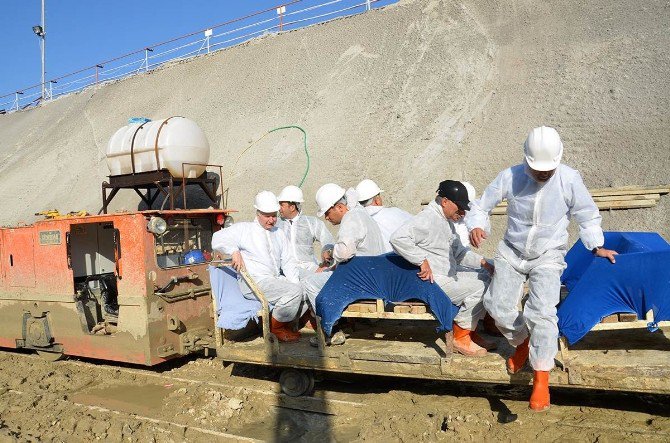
279,369,314,397
36,350,63,362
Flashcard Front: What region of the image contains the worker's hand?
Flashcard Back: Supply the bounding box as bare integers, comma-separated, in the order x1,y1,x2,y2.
469,228,488,248
322,248,333,264
316,266,328,273
418,259,434,283
595,247,618,264
481,259,495,275
231,251,245,271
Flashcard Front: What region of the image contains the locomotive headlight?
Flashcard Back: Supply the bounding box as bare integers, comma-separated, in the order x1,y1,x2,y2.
147,216,167,235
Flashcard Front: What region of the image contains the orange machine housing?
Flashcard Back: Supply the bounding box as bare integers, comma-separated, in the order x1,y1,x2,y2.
0,209,232,365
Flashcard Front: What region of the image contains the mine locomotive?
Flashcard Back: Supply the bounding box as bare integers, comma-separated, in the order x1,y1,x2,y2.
0,117,233,364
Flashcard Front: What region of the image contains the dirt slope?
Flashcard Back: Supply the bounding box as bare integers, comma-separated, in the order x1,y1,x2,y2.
0,0,668,252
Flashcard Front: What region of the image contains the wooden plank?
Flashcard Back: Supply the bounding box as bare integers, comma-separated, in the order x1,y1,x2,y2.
351,359,443,378
619,313,639,322
600,314,619,323
348,349,440,365
491,199,657,215
411,305,427,314
340,311,437,320
393,305,411,313
589,185,670,196
591,321,670,331
362,303,377,313
597,200,657,210
495,193,660,206
593,194,660,202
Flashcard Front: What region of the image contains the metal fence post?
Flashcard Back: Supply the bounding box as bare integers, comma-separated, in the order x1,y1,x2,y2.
277,6,286,32
205,29,213,54
95,64,103,85
14,91,23,111
144,48,154,72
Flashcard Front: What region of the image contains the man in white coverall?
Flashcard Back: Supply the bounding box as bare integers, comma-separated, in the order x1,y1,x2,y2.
466,126,618,411
212,191,304,343
453,182,477,249
277,185,334,277
302,183,386,344
390,180,495,357
355,179,412,252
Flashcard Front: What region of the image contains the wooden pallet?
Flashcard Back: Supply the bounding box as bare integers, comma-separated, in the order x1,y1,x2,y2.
340,300,436,320
559,309,670,362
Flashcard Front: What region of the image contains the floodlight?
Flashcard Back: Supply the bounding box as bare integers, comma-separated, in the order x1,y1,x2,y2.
147,216,168,235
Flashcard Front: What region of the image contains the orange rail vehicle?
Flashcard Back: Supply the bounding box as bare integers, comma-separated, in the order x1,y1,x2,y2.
0,209,233,365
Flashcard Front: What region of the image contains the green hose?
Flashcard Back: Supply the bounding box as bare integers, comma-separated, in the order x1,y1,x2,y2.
268,125,310,188
233,125,311,188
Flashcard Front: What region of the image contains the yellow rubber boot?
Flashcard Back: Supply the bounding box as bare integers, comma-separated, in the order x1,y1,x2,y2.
529,370,551,411
507,337,530,374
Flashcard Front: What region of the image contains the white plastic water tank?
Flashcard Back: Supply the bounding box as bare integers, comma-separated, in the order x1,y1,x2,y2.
106,116,210,178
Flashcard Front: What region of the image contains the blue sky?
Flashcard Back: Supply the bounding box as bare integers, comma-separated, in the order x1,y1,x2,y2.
0,0,394,101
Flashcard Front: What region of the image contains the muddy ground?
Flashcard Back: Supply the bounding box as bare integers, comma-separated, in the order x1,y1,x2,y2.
0,349,668,442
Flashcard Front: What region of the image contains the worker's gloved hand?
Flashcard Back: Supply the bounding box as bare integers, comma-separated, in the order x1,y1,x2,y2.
469,228,488,248
231,251,246,271
481,259,495,275
417,259,434,283
321,248,334,266
595,247,618,264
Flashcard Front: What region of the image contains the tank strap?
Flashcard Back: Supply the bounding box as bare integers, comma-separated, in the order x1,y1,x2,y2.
154,116,183,172
129,120,151,174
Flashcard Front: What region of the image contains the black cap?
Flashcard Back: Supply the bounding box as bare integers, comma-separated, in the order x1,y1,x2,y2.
436,180,470,211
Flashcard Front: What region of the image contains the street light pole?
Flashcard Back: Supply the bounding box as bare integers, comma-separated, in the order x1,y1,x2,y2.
33,1,46,100
40,0,46,100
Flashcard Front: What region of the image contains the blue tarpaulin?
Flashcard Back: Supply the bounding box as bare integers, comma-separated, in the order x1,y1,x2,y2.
315,254,460,336
558,232,670,345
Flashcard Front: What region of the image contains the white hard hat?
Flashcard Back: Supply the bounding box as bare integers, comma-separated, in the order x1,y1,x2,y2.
524,126,564,171
277,185,304,203
253,190,280,213
355,179,384,202
315,183,346,217
461,182,476,201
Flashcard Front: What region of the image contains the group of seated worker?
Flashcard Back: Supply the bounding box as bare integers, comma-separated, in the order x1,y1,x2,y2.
212,126,619,412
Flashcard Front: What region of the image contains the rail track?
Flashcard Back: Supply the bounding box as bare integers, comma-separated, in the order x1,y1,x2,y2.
1,349,669,442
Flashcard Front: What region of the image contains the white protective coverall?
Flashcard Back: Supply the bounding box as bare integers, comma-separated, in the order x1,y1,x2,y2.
211,220,303,322
365,205,413,253
452,219,491,281
302,205,385,309
465,163,604,371
390,201,489,330
453,219,471,250
278,213,334,278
